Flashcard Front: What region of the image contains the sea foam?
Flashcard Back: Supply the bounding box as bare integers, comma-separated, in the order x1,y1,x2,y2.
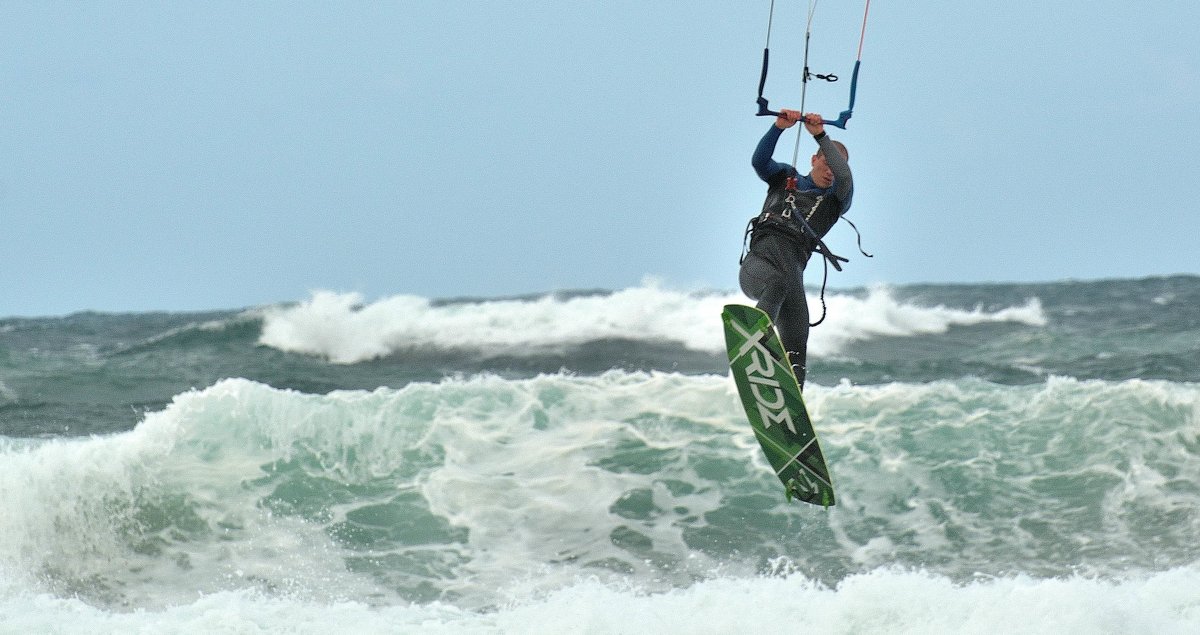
4,373,1196,615
3,566,1198,634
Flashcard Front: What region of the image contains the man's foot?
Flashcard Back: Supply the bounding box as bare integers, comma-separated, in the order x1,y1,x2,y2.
786,350,806,391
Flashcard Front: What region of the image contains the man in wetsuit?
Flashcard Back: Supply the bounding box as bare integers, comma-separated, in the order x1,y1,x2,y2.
739,109,853,390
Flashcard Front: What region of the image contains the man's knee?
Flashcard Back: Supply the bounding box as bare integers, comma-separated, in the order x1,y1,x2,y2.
738,257,775,300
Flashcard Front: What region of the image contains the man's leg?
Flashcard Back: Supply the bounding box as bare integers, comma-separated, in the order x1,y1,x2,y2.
739,252,786,319
775,269,811,388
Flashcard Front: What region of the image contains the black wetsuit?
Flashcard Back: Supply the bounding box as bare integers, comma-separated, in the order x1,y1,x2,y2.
739,124,853,388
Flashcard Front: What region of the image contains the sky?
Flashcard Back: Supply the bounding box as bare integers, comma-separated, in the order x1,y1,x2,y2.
2,1,1198,317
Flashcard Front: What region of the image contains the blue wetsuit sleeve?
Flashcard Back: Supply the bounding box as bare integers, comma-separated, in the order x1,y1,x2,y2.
816,134,854,213
752,124,788,182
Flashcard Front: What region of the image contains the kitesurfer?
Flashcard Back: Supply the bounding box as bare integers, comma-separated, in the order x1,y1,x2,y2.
739,109,853,389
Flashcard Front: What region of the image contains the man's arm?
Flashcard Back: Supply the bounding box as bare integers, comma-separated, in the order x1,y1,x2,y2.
817,134,853,212
804,113,853,212
752,126,785,181
752,109,802,182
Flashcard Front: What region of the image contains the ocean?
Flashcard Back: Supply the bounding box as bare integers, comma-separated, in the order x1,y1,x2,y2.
1,276,1198,634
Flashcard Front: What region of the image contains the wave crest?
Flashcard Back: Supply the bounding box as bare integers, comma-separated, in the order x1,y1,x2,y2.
258,285,1046,364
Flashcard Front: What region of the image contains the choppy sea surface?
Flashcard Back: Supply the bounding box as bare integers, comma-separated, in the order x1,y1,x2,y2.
2,276,1198,633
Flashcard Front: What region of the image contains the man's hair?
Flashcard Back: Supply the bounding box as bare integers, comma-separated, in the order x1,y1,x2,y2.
816,140,849,161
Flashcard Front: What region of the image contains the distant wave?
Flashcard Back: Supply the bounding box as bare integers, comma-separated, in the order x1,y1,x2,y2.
104,313,262,356
257,284,1047,364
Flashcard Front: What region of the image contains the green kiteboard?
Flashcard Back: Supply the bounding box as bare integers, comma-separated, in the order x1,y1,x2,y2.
721,304,835,507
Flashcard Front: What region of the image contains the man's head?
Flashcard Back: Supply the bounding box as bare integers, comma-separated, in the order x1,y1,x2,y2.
810,141,848,188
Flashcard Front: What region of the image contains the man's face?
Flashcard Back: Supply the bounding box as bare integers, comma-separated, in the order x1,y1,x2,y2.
810,153,834,188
